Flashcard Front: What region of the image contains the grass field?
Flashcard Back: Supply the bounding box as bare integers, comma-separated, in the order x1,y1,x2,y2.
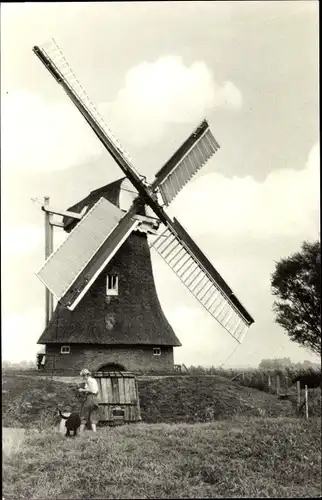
3,418,321,499
2,371,321,498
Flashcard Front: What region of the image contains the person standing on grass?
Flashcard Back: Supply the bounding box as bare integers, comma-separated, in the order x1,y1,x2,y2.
78,368,100,433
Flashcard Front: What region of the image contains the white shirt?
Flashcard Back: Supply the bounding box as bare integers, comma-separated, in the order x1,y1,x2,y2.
84,376,99,395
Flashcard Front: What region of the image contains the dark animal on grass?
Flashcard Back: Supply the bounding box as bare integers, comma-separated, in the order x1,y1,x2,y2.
278,394,291,400
292,373,321,389
59,410,81,437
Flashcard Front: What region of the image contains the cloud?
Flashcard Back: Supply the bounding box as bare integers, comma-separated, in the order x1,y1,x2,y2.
1,223,68,259
1,224,44,257
170,143,319,239
102,56,243,147
214,81,243,109
2,308,45,363
2,58,242,172
1,222,68,362
1,90,103,173
150,143,320,367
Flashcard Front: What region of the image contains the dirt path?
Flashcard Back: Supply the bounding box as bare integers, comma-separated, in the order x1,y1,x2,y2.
3,427,27,460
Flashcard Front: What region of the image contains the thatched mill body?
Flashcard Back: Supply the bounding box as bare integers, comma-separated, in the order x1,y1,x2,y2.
38,179,181,373
33,39,254,376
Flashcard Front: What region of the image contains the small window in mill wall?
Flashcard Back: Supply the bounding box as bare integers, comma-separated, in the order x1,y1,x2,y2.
61,345,70,354
106,275,118,296
153,347,161,356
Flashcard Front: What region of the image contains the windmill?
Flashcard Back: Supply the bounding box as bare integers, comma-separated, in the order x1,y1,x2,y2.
33,39,254,374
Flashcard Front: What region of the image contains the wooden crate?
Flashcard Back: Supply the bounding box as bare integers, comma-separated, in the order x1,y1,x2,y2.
93,371,141,424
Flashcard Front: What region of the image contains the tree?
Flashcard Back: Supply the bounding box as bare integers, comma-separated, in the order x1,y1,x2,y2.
259,358,292,370
271,240,321,356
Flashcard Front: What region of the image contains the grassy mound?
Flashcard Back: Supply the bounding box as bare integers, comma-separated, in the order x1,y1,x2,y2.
2,372,310,430
3,418,321,499
2,374,81,429
137,375,299,422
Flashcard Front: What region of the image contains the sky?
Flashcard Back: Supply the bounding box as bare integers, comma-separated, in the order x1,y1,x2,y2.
1,1,320,368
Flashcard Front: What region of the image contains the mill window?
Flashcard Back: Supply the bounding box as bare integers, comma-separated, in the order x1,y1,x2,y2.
61,345,70,354
106,275,118,296
153,347,161,356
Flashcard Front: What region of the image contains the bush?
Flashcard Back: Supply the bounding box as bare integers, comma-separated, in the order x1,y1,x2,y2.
187,365,321,399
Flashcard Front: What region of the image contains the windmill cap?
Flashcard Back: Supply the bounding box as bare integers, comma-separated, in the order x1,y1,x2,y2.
80,368,91,376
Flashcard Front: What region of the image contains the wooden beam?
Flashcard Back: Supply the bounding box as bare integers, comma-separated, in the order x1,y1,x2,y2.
44,197,54,325
133,214,160,234
49,220,64,228
133,214,159,224
42,205,85,220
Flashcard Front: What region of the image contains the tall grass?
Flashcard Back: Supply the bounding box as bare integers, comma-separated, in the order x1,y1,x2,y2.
3,418,321,499
188,365,321,391
186,366,321,417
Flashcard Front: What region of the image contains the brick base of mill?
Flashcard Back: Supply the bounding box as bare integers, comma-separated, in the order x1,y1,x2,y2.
43,344,175,374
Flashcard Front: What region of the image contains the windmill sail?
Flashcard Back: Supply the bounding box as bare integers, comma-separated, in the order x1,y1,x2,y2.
33,40,149,200
33,41,132,164
36,198,139,310
150,218,254,343
33,43,219,233
152,120,220,206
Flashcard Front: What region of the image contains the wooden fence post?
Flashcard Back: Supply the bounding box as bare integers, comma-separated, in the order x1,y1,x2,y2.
305,385,309,420
285,375,288,395
276,374,280,396
297,381,301,411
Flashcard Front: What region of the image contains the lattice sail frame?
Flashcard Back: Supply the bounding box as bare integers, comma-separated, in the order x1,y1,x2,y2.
150,225,253,343
36,39,139,174
153,121,220,206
